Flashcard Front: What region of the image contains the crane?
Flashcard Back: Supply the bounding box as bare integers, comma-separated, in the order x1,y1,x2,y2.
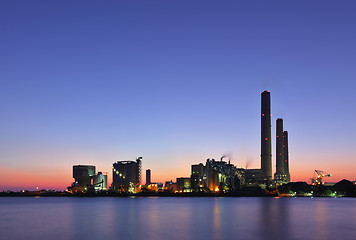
311,170,332,186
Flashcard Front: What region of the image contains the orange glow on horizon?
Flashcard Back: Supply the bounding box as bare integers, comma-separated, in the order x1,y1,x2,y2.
1,154,356,191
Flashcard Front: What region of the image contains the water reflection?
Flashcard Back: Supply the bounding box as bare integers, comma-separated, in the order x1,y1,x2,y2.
212,198,222,240
259,198,291,240
314,200,328,240
1,197,356,240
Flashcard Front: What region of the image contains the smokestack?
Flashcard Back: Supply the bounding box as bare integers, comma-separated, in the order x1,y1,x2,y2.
283,131,290,182
261,91,272,181
146,169,151,185
275,118,284,178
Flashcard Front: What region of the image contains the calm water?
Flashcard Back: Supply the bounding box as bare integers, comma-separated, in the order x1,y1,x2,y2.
1,197,356,240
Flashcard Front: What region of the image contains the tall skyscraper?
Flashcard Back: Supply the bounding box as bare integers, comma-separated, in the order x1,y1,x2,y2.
283,131,290,182
275,118,284,179
261,91,272,181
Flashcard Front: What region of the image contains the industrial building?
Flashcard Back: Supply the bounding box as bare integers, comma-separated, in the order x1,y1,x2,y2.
147,183,163,191
244,169,262,185
172,157,244,193
112,157,142,193
93,172,108,191
73,165,95,187
68,165,107,192
205,158,242,192
191,163,205,190
164,180,177,192
176,177,191,191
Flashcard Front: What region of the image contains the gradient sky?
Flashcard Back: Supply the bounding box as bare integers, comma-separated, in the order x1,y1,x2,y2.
1,1,356,190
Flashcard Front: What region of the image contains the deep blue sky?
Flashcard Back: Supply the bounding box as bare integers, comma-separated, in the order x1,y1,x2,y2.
1,1,356,189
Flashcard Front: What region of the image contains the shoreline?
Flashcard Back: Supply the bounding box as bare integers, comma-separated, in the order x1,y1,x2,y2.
1,192,355,198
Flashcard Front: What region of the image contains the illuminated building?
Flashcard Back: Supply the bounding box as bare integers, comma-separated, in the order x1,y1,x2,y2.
68,165,107,192
261,90,272,181
191,163,205,191
73,165,95,187
176,177,191,191
164,180,177,192
112,157,142,193
147,183,163,191
93,172,108,191
205,158,241,191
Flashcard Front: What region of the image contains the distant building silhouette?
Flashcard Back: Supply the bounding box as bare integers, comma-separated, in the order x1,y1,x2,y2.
112,157,142,193
274,119,290,183
73,165,95,187
68,165,107,192
191,163,205,190
274,118,285,181
283,131,291,182
261,91,272,181
146,169,151,186
176,177,191,191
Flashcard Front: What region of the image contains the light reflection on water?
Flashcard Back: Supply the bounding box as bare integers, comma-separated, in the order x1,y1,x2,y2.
1,197,356,240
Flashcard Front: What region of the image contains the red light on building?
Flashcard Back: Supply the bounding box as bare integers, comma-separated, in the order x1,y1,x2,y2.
265,138,268,141
262,114,265,116
277,135,279,138
279,153,282,155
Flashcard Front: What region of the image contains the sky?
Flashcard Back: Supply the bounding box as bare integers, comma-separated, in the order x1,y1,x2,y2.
1,1,356,190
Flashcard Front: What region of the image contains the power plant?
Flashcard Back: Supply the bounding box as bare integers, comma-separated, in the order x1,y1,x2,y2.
67,91,292,194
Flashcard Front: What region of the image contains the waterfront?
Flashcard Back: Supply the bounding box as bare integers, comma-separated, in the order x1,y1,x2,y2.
0,197,355,240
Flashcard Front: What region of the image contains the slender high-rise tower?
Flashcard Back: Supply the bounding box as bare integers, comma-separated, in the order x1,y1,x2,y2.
261,91,272,180
275,118,284,179
283,131,290,182
146,169,151,185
